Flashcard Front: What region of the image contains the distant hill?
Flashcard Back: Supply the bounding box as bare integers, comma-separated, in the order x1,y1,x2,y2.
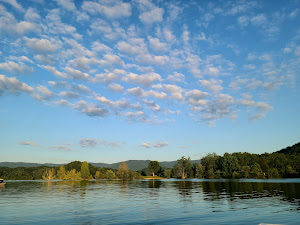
0,162,62,168
0,159,201,171
276,142,300,155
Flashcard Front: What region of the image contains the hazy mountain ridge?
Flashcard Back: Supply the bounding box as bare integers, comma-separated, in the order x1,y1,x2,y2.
0,159,200,170
1,142,298,170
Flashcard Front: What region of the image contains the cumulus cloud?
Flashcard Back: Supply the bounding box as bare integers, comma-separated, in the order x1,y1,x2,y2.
139,7,164,24
200,79,223,93
74,100,109,117
167,72,185,83
24,37,57,53
40,65,67,78
93,69,126,83
108,83,124,92
1,0,23,11
0,75,33,96
55,0,76,11
0,61,34,74
82,0,131,19
31,85,55,101
96,95,142,111
128,87,168,99
65,67,89,80
148,36,168,52
153,84,183,100
123,72,161,87
79,138,98,148
59,91,79,99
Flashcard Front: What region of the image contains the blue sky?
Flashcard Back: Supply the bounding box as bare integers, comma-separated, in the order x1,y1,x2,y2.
1,0,300,164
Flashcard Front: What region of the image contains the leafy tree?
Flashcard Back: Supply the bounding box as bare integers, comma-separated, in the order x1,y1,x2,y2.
201,153,220,178
81,161,91,180
42,168,56,181
172,156,193,179
65,161,82,172
117,162,129,180
148,161,161,176
193,163,204,178
65,169,82,180
95,171,102,179
163,169,171,178
222,153,239,178
105,170,115,179
57,166,66,180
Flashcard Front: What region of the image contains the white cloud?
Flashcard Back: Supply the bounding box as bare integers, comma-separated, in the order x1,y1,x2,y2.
139,7,164,24
256,102,273,111
92,41,112,52
142,99,160,112
167,72,185,83
96,95,142,111
200,79,223,93
108,83,124,92
0,0,23,11
82,1,131,19
59,91,79,99
25,8,41,21
123,72,161,87
0,61,33,74
128,87,168,99
55,0,76,11
24,37,57,53
69,57,100,71
0,75,33,95
32,85,55,101
74,100,109,117
94,69,126,83
40,65,67,78
148,36,168,52
65,67,89,80
153,84,183,100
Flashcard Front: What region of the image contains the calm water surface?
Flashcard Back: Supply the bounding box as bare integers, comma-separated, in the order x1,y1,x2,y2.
0,179,299,225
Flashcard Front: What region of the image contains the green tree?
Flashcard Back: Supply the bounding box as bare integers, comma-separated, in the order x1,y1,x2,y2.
65,169,82,180
95,171,102,179
117,162,129,180
105,170,115,179
148,161,161,176
81,161,91,180
172,156,193,179
222,153,239,178
193,163,204,178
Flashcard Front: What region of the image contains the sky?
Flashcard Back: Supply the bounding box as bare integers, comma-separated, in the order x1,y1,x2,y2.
0,0,300,164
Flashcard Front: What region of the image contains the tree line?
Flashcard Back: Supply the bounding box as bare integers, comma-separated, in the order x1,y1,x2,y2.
1,144,299,180
0,161,140,181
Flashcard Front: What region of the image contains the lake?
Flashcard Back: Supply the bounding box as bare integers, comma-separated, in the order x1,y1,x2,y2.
0,179,299,224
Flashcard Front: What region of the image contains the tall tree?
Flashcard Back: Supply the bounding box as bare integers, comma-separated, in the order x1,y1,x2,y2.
42,168,56,181
81,161,90,180
172,156,193,179
148,161,161,176
57,166,66,180
117,162,129,180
